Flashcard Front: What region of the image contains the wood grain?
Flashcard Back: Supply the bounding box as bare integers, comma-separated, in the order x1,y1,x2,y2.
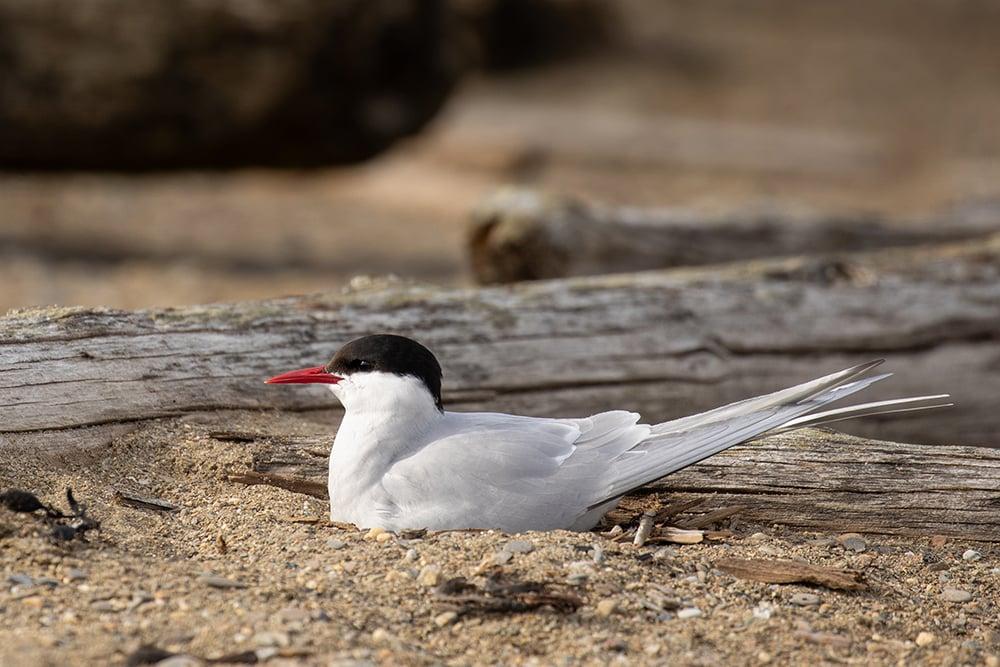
2,235,999,448
218,428,1000,542
468,188,999,283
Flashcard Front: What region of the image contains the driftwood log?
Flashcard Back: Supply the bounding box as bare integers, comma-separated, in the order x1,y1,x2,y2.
216,427,1000,542
1,234,998,452
468,188,999,283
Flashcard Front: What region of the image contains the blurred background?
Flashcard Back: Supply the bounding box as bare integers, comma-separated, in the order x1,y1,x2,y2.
1,0,999,312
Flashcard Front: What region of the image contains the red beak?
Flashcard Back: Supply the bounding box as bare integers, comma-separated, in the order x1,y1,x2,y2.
265,366,342,385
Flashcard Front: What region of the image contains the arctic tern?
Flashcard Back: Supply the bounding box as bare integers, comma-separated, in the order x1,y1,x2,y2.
266,334,950,532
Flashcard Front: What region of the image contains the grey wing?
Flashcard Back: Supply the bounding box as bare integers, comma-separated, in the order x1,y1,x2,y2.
380,411,649,531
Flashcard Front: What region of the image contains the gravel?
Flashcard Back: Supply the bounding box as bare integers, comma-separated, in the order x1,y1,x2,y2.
1,415,998,666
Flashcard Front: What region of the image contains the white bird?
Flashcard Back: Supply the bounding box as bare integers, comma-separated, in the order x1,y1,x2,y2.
266,334,950,532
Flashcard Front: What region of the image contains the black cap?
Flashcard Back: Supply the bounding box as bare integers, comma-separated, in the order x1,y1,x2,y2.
325,334,443,410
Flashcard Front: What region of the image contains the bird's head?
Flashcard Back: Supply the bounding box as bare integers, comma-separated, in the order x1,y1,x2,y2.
265,334,444,412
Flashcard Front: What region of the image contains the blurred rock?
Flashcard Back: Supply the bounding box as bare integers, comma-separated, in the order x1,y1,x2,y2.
0,0,468,169
456,0,615,70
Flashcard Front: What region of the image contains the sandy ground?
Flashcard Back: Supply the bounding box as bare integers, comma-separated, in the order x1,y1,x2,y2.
2,414,998,667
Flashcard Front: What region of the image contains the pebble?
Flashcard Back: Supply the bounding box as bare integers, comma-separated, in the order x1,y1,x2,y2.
254,630,291,648
326,539,347,550
651,546,674,562
838,533,867,553
65,568,87,582
375,532,393,544
402,548,419,563
364,527,386,541
8,574,33,587
417,564,441,587
677,607,702,619
155,656,201,667
986,655,1000,667
752,603,773,620
91,601,117,612
591,544,605,565
371,628,394,644
915,631,935,647
434,611,458,627
790,593,821,606
595,599,618,617
941,588,973,603
962,549,982,562
199,574,247,589
493,549,514,565
747,532,769,543
504,540,534,554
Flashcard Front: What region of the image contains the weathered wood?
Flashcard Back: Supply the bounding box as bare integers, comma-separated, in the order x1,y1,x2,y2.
219,428,1000,542
2,235,999,450
468,188,999,283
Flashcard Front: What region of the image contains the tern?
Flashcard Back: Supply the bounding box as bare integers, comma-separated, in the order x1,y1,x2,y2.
266,334,950,532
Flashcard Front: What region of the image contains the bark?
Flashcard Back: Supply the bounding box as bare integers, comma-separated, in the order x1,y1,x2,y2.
2,235,999,450
217,428,1000,542
468,188,999,283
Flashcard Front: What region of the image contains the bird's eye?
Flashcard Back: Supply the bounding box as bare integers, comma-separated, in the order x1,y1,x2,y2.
350,359,371,371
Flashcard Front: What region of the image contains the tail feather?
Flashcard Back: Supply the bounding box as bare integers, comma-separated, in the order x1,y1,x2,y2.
772,394,952,433
589,361,948,509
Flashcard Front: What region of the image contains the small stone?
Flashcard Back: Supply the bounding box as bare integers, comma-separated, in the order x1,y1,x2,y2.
757,651,773,664
65,568,87,582
985,655,999,667
34,577,59,588
434,611,458,627
403,548,418,562
364,527,386,541
752,603,773,620
677,607,702,619
651,547,674,562
747,532,769,543
962,549,982,562
8,574,33,587
417,565,441,587
254,630,290,648
326,539,347,550
503,540,534,554
838,533,867,553
91,600,117,612
644,644,661,656
199,574,246,589
595,599,618,617
942,588,973,603
371,628,394,644
492,550,513,566
375,532,393,543
155,656,200,667
790,593,821,606
591,544,605,565
915,631,935,647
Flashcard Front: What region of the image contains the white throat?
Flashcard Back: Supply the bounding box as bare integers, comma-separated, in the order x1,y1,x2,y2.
326,372,442,523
